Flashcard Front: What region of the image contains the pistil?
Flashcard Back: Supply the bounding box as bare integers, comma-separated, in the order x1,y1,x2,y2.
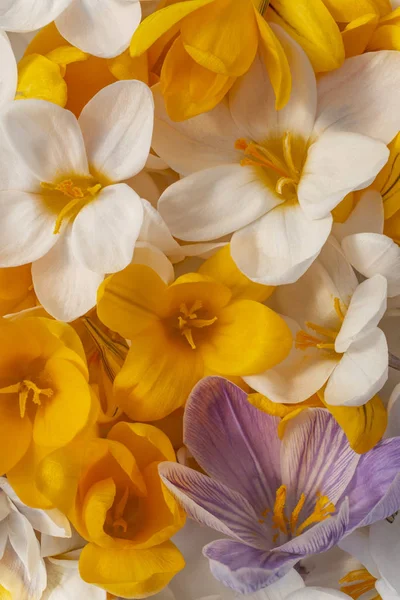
178,301,217,350
0,380,53,418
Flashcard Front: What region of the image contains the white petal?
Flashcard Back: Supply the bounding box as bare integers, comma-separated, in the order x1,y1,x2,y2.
71,184,143,274
55,0,141,58
370,517,400,594
335,275,387,353
1,100,89,182
333,190,384,242
7,32,34,62
0,543,46,600
230,201,332,285
229,26,317,144
8,507,42,580
152,85,242,176
158,164,279,241
32,230,103,322
286,589,353,600
133,242,174,284
338,529,379,578
41,528,85,559
298,131,389,219
342,233,400,298
325,328,389,406
315,51,400,143
0,32,17,108
375,578,400,600
244,316,338,404
0,135,39,191
78,80,153,182
386,383,400,439
0,191,58,266
138,198,183,259
0,0,71,32
43,557,105,600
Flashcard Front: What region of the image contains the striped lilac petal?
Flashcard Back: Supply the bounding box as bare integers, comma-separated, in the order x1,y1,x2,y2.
203,539,298,594
281,409,359,517
344,437,400,531
158,462,267,548
184,377,282,514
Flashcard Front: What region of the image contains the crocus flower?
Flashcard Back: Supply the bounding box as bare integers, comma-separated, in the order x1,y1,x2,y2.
0,80,153,321
159,377,400,594
0,0,142,59
154,27,400,285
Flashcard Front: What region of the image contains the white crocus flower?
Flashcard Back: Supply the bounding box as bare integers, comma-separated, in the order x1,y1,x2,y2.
334,190,400,299
42,551,106,600
0,478,70,600
340,517,400,600
245,238,389,407
0,80,154,322
0,0,141,58
153,26,400,286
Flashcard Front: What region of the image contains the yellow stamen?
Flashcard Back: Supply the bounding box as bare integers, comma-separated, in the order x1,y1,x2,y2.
0,380,53,418
182,328,197,350
316,342,336,350
272,485,288,541
112,486,130,534
306,321,338,340
290,493,306,534
178,301,217,350
53,196,86,234
295,492,335,536
282,131,299,178
334,297,346,322
340,568,380,600
276,176,297,195
237,140,290,178
235,138,248,151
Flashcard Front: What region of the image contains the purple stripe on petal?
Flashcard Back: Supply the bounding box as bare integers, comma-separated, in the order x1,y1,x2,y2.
184,377,282,513
278,499,349,557
344,437,400,530
159,462,267,548
203,539,298,594
281,409,359,517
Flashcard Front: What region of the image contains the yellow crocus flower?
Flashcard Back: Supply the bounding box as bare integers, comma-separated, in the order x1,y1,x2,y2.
97,249,292,422
130,0,344,121
37,422,185,598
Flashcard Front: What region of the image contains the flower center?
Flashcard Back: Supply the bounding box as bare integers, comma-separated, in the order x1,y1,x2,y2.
177,300,217,350
0,380,53,418
259,484,336,544
107,485,130,534
41,177,102,234
295,298,345,353
340,568,380,600
235,132,301,197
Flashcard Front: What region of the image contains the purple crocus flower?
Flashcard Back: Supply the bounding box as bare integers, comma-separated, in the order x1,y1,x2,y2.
159,377,400,595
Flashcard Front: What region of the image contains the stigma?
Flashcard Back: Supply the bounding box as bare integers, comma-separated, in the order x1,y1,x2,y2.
177,300,217,350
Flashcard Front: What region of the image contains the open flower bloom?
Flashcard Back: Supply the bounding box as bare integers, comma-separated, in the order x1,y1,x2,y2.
0,315,94,508
159,377,400,594
154,27,400,285
339,516,400,600
96,253,292,421
130,0,346,121
0,0,142,58
0,80,154,321
0,477,71,600
37,422,186,598
246,238,389,407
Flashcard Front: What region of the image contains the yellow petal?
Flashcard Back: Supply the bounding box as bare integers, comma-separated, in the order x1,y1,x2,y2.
200,300,293,375
97,265,166,340
16,54,67,106
267,0,345,72
332,193,356,223
0,265,35,318
160,36,235,121
7,442,55,509
130,0,215,57
342,13,379,57
108,422,176,470
372,132,400,220
33,357,92,448
37,317,88,379
368,22,400,51
165,272,231,315
0,396,32,475
46,45,88,71
108,49,150,84
199,244,274,302
114,322,204,421
82,477,117,546
248,392,322,426
0,586,11,600
254,10,292,110
322,0,390,21
319,391,388,454
79,541,185,598
152,409,184,451
181,0,258,76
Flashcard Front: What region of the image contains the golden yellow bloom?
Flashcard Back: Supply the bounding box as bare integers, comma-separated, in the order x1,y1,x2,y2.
0,316,94,507
38,422,185,598
0,265,36,317
97,249,292,422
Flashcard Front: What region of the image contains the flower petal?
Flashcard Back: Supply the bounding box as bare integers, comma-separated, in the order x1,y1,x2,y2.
1,99,89,182
230,202,332,285
0,0,71,32
133,242,174,285
325,328,389,407
369,517,400,592
298,131,389,220
71,184,143,274
0,191,58,267
0,396,32,475
32,230,104,322
183,377,282,514
315,51,400,143
286,589,351,599
138,198,182,260
342,233,400,298
0,32,17,108
335,275,387,353
333,190,384,242
158,164,280,242
78,80,154,182
55,0,141,58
